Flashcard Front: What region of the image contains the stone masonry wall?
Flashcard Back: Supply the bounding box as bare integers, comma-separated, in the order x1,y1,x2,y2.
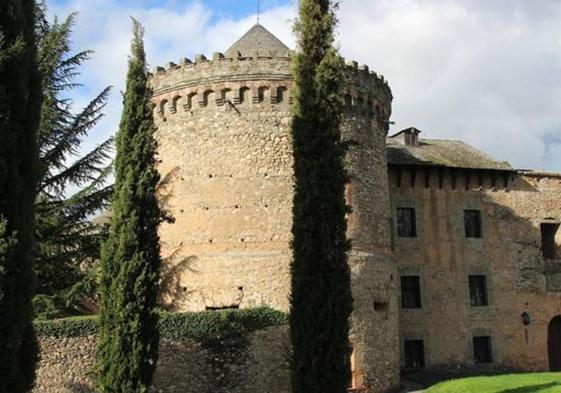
33,326,290,393
390,167,561,371
341,97,399,391
150,53,399,392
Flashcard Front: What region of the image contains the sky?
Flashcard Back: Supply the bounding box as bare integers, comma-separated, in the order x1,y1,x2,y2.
47,0,561,172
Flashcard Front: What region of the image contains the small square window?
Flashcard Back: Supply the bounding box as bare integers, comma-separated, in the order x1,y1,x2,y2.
397,207,417,237
469,275,488,307
401,276,422,309
473,336,493,364
404,339,425,368
464,210,482,238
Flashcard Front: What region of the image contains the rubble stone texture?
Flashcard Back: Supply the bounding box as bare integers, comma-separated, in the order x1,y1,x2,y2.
34,23,561,393
33,327,290,393
150,24,398,392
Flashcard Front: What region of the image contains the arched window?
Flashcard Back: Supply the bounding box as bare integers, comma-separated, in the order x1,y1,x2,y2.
201,90,215,107
185,92,197,111
171,95,181,114
238,86,250,104
276,86,288,103
258,86,270,103
159,99,168,117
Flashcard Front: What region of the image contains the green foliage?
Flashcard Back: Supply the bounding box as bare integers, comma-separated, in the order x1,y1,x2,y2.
97,19,161,393
0,0,42,391
289,1,353,392
34,314,98,337
426,372,561,393
34,5,113,318
33,308,287,340
158,307,288,342
0,219,16,305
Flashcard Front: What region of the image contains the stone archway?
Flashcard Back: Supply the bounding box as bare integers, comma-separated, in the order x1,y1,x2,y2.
548,315,561,370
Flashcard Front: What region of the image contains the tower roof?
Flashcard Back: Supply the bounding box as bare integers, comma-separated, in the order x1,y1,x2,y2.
225,24,290,58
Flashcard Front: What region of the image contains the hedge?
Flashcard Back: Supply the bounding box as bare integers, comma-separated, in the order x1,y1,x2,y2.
33,307,288,340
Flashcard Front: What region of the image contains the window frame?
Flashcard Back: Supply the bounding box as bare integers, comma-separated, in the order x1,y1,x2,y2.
541,222,560,260
401,275,422,309
469,275,488,307
473,336,493,364
464,209,483,238
404,339,425,369
397,207,417,238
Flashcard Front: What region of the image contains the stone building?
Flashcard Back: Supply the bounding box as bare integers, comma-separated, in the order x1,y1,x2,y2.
149,24,561,392
388,128,561,374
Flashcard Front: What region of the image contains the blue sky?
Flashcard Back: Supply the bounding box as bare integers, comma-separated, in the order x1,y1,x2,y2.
45,0,561,172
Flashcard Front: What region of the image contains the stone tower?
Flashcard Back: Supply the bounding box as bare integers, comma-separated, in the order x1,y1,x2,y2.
150,24,399,392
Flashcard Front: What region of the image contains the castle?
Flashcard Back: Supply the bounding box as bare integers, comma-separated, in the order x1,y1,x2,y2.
149,24,561,392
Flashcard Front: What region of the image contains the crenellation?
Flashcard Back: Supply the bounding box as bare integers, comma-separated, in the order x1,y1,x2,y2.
346,60,358,69
149,24,399,393
195,53,207,63
149,58,391,124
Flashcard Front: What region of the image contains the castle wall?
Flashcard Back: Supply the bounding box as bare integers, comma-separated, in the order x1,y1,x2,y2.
390,167,561,371
341,99,399,390
151,57,295,312
150,54,400,392
32,327,290,393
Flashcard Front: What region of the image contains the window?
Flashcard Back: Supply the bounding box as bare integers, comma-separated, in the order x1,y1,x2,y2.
473,336,493,364
397,207,417,237
401,276,422,309
469,275,488,307
464,210,482,238
404,340,425,368
541,223,559,260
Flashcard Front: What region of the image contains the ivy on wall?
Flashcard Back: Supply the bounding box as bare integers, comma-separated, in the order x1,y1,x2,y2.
33,307,288,341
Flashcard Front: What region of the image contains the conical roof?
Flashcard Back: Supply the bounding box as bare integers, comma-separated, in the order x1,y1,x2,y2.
225,24,290,58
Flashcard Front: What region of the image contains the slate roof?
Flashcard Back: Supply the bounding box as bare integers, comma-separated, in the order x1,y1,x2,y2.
225,24,290,58
386,137,513,171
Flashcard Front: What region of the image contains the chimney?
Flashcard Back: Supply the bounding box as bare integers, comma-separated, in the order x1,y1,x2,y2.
390,127,421,147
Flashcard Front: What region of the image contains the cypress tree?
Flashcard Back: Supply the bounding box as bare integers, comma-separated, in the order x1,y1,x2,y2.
289,1,353,392
0,0,42,391
97,19,161,393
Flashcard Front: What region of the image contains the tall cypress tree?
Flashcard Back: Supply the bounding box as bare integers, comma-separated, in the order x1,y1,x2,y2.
0,0,41,391
97,19,161,393
289,1,353,392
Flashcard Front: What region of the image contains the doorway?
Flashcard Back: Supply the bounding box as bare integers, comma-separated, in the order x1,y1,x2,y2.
548,316,561,370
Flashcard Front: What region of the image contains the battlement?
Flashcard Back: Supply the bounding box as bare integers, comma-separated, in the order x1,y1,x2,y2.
150,53,392,123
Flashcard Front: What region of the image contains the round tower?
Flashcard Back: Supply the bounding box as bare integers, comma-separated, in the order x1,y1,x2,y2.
150,24,399,392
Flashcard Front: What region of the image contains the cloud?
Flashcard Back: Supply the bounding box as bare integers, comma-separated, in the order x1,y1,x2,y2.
46,0,296,162
48,0,561,171
337,0,561,170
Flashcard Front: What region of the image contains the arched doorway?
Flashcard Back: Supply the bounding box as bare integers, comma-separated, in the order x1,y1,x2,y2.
548,316,561,370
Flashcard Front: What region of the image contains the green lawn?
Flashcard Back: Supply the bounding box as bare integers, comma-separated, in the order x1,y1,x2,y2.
426,372,561,393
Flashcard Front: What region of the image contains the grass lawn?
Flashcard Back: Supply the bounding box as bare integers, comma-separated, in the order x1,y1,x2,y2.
426,372,561,393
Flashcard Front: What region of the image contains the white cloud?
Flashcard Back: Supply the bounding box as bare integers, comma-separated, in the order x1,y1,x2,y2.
336,0,561,171
48,0,561,171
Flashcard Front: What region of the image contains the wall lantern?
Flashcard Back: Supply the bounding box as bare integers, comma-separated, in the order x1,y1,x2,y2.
521,312,531,326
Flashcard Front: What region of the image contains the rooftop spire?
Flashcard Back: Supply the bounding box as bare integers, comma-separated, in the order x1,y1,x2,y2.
224,24,290,58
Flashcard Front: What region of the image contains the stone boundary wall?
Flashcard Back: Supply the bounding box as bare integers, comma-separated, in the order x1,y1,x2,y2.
33,326,290,393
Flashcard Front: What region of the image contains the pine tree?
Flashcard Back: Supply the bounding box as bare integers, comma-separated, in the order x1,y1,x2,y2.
0,0,41,391
34,6,113,319
289,1,353,392
97,19,161,393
